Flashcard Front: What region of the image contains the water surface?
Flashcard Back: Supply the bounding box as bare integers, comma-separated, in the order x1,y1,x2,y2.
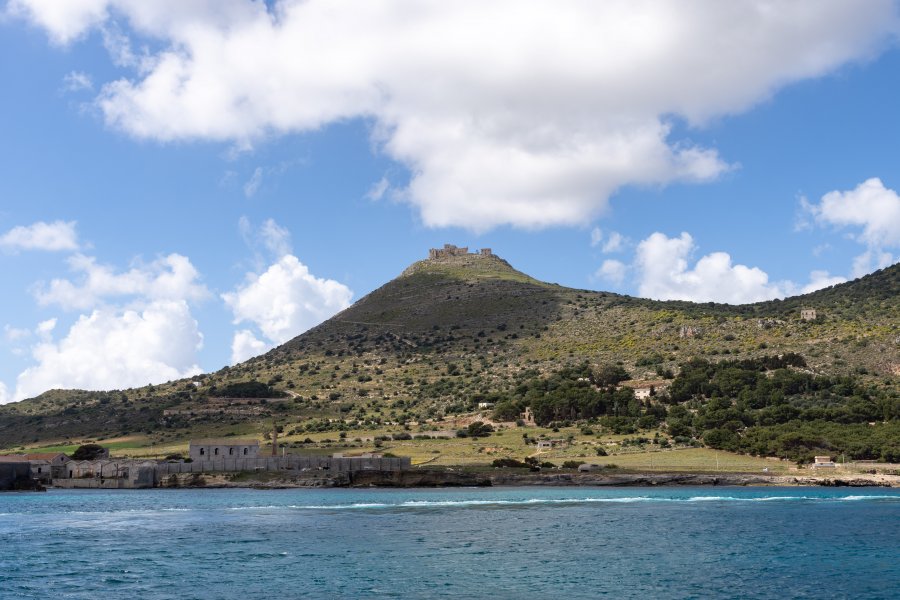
1,486,898,599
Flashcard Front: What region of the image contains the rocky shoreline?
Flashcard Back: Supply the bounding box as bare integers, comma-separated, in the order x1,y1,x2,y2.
152,469,900,489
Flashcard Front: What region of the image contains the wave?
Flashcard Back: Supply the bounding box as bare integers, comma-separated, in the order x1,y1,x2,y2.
264,494,900,511
13,494,895,517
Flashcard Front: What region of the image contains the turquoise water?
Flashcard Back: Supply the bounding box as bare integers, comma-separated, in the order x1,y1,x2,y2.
1,487,898,599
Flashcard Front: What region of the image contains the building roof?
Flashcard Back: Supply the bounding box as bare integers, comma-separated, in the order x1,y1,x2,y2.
0,454,51,464
23,453,70,461
189,439,259,446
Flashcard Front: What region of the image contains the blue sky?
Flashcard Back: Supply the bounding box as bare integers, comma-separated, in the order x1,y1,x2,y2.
1,1,899,403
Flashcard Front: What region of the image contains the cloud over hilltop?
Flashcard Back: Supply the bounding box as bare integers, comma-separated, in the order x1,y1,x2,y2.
223,254,353,363
802,177,900,276
10,0,899,230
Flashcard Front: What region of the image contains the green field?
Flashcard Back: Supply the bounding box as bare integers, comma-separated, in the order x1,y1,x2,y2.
7,425,797,474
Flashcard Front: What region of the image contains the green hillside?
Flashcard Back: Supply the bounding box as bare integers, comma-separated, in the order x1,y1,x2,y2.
1,250,897,461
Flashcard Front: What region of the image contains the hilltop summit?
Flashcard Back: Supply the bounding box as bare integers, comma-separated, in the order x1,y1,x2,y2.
401,243,535,283
427,243,494,260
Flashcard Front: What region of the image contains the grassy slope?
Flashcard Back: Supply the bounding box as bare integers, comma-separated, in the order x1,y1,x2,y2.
1,253,897,461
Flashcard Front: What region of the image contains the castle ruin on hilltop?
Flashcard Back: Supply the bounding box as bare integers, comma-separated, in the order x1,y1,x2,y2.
428,244,493,260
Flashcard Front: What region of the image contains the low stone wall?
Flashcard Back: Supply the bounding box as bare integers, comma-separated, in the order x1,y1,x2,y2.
53,478,132,489
50,455,411,489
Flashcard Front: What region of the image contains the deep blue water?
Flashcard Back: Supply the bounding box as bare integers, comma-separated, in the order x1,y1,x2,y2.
1,486,898,599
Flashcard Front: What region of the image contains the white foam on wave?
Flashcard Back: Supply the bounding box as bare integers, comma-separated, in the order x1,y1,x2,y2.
840,495,898,501
287,494,899,510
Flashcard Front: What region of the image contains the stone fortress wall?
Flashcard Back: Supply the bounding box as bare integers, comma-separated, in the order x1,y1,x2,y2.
428,244,493,260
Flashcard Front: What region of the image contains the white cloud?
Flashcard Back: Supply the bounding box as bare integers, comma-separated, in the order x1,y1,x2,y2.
851,249,895,278
0,382,9,405
602,232,625,254
230,329,269,364
223,254,353,352
801,270,847,294
4,325,31,343
590,227,603,248
62,70,94,92
805,178,900,248
802,178,900,278
634,232,785,304
35,253,209,310
243,167,263,198
13,300,203,401
35,318,57,339
12,0,898,230
0,220,79,252
596,259,627,286
238,217,293,267
366,177,390,202
259,219,292,258
100,22,140,68
626,232,858,302
7,0,110,45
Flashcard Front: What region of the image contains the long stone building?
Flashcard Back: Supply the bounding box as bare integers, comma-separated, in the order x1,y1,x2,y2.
188,439,260,461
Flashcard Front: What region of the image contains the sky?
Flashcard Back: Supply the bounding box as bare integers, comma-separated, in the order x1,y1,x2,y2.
1,0,899,404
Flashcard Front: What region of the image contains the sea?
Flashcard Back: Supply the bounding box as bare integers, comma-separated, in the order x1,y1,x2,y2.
1,486,898,599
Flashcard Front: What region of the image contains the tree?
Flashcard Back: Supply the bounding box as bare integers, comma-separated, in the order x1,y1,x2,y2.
593,364,630,387
71,443,106,461
460,421,494,438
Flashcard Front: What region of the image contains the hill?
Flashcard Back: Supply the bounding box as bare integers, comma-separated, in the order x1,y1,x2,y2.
0,248,897,456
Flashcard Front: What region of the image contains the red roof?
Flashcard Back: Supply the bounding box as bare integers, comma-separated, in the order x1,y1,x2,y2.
24,453,69,461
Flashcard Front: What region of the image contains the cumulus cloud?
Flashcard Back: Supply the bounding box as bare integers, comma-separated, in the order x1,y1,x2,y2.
230,329,268,364
801,270,847,294
223,254,353,360
591,228,625,252
851,249,895,278
0,220,79,252
802,177,900,277
805,178,900,248
604,232,625,254
13,300,203,401
35,253,209,310
801,177,900,277
809,177,900,248
11,0,898,230
238,216,293,271
596,259,627,286
624,232,857,303
634,232,785,303
0,382,9,405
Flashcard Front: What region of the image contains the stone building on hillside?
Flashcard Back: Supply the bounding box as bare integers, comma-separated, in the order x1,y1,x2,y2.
189,439,260,461
0,453,70,483
428,244,495,260
800,308,817,321
24,453,71,479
